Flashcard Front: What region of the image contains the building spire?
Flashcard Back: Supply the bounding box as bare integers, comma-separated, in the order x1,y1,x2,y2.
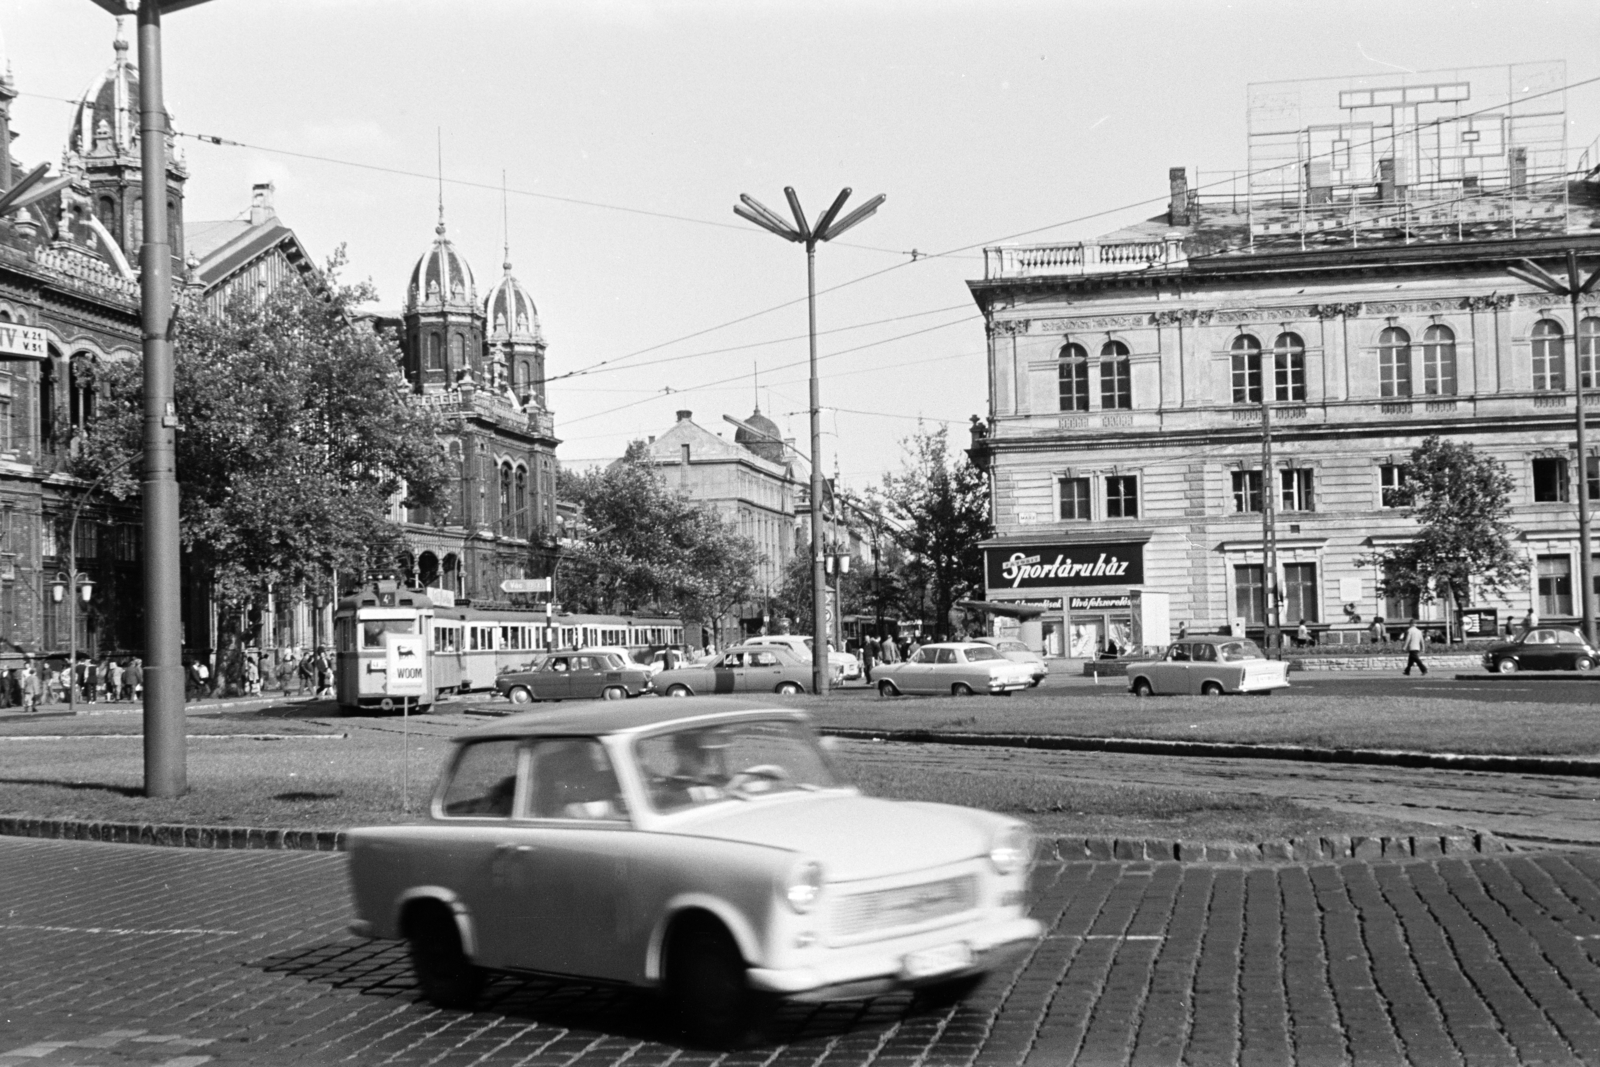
502,169,511,271
435,127,445,235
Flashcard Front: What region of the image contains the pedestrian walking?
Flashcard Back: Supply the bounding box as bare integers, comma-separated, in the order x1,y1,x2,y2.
244,650,260,696
1402,619,1429,676
107,659,124,703
125,657,143,702
85,659,100,704
20,660,38,712
46,665,63,705
1296,619,1312,648
1368,615,1387,645
1523,607,1539,633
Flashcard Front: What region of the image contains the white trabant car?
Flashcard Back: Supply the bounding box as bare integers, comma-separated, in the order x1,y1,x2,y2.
1125,635,1291,696
873,641,1036,697
345,699,1040,1047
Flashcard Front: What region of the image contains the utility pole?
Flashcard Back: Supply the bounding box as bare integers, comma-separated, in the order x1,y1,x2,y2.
733,187,885,694
1508,252,1600,646
1261,375,1280,656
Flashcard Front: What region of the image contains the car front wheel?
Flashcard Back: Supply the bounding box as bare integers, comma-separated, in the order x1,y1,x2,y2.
602,686,627,700
1200,681,1224,696
952,682,974,696
877,680,900,698
1495,658,1519,674
1578,656,1595,672
774,681,803,695
665,684,692,697
666,920,771,1049
405,906,484,1010
507,686,533,704
1131,677,1153,697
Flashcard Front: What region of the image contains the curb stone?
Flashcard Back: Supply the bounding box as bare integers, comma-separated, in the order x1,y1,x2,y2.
0,818,1525,865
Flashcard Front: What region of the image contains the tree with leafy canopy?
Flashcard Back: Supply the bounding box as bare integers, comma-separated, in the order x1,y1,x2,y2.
1355,435,1529,628
557,441,760,632
869,424,991,639
72,251,450,619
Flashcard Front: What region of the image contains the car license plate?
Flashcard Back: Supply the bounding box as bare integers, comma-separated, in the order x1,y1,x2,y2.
902,941,973,980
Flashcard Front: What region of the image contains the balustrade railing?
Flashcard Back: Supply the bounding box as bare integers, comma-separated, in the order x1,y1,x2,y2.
985,237,1186,279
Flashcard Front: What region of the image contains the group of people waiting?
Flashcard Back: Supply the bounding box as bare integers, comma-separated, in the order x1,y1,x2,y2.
848,633,921,681
0,654,145,711
186,645,335,701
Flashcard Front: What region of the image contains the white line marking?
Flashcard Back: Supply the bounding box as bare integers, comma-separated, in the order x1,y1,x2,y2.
0,923,247,936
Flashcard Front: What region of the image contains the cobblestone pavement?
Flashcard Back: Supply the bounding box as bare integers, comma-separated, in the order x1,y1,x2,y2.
7,838,1600,1066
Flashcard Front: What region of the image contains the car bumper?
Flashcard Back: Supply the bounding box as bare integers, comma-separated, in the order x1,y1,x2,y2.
988,678,1033,693
746,915,1042,1001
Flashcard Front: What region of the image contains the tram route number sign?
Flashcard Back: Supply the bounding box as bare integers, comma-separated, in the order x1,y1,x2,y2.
386,634,427,697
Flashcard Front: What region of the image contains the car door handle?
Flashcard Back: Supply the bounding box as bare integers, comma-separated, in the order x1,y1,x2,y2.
495,842,535,854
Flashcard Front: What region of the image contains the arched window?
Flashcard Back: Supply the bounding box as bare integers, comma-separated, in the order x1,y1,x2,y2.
427,333,443,371
1271,332,1306,402
499,462,513,526
514,360,529,392
97,196,116,234
1580,317,1600,390
1532,319,1565,392
449,333,464,372
514,465,528,537
39,350,57,453
1422,324,1457,395
1057,343,1089,412
1099,340,1131,410
69,356,95,430
1230,335,1262,404
1378,327,1412,397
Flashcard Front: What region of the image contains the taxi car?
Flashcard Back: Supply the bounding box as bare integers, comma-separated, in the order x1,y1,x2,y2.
1482,627,1599,673
872,641,1036,697
972,636,1048,686
345,700,1040,1047
654,643,817,696
1125,635,1290,696
494,650,653,703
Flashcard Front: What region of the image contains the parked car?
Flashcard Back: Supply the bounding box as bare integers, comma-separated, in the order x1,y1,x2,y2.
873,642,1035,697
745,634,859,682
972,636,1048,686
655,644,816,696
494,651,653,703
1125,636,1290,696
345,700,1041,1046
1482,627,1599,673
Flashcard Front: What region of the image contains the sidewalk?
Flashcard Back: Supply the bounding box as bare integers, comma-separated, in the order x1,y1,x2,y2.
0,690,330,723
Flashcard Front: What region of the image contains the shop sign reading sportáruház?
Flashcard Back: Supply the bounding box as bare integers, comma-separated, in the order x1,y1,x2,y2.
985,542,1144,590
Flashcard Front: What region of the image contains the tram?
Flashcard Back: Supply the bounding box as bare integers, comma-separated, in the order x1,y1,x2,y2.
429,605,685,694
333,581,437,712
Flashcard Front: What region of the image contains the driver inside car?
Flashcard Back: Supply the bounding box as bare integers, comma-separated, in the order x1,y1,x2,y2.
649,729,729,810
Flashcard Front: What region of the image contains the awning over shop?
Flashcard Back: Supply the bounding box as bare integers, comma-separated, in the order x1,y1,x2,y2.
957,599,1048,619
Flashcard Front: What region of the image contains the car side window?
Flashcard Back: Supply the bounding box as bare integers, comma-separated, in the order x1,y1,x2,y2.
1193,643,1218,663
909,648,931,664
934,648,957,664
749,651,779,666
440,740,520,818
719,652,744,668
548,657,570,672
1558,631,1583,645
1169,644,1191,661
528,738,629,821
1534,630,1557,645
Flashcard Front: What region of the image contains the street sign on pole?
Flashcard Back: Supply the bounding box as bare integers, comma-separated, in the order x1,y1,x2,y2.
386,634,427,697
501,577,551,594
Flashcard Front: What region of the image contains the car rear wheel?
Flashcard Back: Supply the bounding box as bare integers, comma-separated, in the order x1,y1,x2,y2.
1200,681,1224,696
666,920,771,1049
1131,677,1153,697
665,684,692,697
602,686,627,701
1578,656,1595,672
405,905,484,1010
952,682,975,696
877,680,900,698
774,681,803,695
1495,658,1519,674
507,686,533,704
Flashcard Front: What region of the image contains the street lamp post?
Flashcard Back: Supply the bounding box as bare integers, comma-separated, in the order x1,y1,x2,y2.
50,570,95,714
733,187,885,695
1508,253,1600,646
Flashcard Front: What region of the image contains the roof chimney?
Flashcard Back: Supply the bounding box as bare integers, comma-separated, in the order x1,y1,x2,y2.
675,409,692,422
250,181,277,226
1168,167,1189,226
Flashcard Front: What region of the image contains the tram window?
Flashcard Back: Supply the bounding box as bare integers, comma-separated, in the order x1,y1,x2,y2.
434,626,460,654
362,619,416,649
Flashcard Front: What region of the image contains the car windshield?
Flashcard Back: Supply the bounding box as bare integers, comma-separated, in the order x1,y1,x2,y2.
1218,641,1263,662
963,646,1004,662
634,719,841,814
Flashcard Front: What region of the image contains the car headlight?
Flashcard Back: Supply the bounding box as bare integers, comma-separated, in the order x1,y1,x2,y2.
785,861,824,913
989,824,1031,875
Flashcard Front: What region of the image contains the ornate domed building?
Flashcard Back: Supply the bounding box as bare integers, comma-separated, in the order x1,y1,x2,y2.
382,214,560,606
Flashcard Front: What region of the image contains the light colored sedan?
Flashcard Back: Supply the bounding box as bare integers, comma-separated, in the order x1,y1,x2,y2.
973,636,1048,686
345,700,1040,1047
655,643,815,696
1125,635,1290,696
873,642,1036,697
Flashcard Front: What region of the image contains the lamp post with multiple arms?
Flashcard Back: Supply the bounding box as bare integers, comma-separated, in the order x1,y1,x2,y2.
88,0,215,796
1507,252,1600,647
733,187,884,695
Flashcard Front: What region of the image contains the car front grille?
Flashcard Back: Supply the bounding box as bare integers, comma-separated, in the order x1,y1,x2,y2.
829,874,978,940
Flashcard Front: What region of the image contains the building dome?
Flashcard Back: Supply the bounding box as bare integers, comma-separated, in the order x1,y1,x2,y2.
735,407,785,463
406,218,477,313
484,259,541,344
67,24,142,160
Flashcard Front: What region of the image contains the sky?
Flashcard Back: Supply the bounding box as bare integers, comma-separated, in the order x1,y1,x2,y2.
7,0,1600,490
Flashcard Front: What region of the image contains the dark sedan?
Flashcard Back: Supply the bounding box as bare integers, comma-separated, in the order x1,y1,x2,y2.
1482,628,1598,673
495,651,654,703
